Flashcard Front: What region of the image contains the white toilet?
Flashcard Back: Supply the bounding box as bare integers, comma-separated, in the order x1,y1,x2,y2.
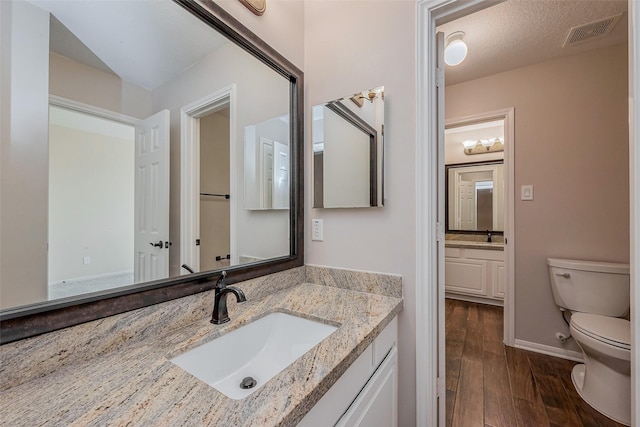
547,258,631,426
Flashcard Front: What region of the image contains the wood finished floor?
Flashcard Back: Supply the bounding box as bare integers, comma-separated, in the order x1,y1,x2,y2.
445,298,626,427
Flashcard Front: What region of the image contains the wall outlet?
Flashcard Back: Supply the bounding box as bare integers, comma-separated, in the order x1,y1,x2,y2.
83,256,91,265
312,219,324,241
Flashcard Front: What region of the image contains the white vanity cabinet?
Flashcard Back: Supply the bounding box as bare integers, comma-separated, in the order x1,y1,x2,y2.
445,247,505,304
298,317,398,427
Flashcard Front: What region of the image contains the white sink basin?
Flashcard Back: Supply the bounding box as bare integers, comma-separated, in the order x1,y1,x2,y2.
170,312,338,399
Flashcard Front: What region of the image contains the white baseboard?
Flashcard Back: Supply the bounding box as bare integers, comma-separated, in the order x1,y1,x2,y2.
445,292,504,307
49,270,133,286
514,339,584,363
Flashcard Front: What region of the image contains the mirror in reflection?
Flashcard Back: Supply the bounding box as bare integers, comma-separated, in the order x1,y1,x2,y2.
1,0,294,310
446,161,504,232
312,86,384,208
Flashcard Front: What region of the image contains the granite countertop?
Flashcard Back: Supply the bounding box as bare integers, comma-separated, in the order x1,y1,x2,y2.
445,240,504,251
0,283,403,426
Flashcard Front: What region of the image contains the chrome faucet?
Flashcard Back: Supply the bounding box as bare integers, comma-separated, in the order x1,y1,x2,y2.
211,271,246,324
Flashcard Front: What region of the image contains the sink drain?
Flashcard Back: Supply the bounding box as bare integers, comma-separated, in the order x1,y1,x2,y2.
240,376,257,389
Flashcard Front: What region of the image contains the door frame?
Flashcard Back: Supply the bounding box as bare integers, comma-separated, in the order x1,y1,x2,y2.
417,1,639,426
446,108,515,345
180,84,237,272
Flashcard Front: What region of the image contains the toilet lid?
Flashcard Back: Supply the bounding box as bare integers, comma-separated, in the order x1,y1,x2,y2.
571,312,630,350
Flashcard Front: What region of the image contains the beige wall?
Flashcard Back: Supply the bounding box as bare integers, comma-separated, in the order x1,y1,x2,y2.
304,2,417,425
213,0,304,70
200,111,231,271
48,125,134,282
446,43,630,349
49,53,152,119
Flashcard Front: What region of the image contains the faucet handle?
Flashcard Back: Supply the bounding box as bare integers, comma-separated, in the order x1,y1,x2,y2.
215,270,227,288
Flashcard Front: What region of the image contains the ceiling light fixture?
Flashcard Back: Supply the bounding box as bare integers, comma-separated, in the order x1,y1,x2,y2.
444,31,467,67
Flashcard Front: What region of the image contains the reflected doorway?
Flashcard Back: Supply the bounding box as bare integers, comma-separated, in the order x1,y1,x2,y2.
48,104,136,299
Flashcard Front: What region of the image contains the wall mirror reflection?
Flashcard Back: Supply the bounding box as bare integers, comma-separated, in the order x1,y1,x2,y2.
1,0,302,334
445,119,505,233
312,86,384,208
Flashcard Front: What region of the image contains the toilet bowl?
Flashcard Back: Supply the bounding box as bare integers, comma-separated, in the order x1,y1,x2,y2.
569,312,631,426
547,258,631,425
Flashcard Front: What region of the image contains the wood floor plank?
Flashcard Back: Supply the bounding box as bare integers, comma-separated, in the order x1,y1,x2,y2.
446,299,626,427
481,305,503,343
483,340,517,427
503,345,550,426
446,389,456,427
527,351,582,426
452,357,485,427
504,346,538,401
512,397,551,427
446,327,466,391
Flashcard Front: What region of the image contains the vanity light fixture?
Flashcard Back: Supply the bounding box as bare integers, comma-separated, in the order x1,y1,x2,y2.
239,0,266,16
350,89,383,107
444,31,467,66
463,137,504,155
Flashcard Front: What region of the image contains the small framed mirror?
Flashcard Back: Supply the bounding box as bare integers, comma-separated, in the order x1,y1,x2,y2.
312,86,384,208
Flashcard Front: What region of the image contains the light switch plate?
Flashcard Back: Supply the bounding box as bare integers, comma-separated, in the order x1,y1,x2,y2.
312,219,324,241
521,185,534,201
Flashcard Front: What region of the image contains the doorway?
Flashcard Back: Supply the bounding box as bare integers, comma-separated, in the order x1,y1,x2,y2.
48,103,136,299
199,107,232,271
180,85,237,274
417,1,637,426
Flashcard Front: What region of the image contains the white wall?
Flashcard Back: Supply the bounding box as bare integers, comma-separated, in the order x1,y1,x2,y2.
322,106,371,208
0,0,50,308
304,2,417,425
151,40,290,275
48,124,134,282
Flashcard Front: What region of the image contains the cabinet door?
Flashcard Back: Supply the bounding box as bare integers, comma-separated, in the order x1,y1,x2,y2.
445,258,488,296
492,261,506,299
336,347,398,427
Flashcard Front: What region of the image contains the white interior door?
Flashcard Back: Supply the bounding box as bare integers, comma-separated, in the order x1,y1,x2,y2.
458,180,475,230
260,137,274,208
272,140,289,209
134,110,170,283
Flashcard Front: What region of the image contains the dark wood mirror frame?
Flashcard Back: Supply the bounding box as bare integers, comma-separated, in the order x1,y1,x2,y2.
0,0,304,344
444,160,504,235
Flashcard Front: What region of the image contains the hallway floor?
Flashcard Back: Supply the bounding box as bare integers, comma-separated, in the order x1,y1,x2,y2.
445,298,625,427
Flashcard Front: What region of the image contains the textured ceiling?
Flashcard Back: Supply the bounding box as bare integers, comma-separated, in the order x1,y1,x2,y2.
438,0,628,86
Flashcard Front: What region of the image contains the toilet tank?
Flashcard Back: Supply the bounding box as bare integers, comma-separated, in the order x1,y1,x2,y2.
547,258,630,317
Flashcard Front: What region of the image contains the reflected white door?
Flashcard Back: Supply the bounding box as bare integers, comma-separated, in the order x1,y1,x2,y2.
260,137,274,208
458,181,475,230
134,110,170,283
273,140,289,209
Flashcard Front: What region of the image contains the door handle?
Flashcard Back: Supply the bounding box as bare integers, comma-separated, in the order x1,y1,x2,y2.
150,240,163,248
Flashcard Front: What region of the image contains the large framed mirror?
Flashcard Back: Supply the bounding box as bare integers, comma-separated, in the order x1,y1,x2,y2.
0,0,303,343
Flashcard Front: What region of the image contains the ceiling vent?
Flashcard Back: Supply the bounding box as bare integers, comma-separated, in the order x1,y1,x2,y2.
563,13,623,47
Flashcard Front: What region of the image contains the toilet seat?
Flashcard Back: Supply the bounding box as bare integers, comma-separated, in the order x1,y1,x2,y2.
571,313,630,351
